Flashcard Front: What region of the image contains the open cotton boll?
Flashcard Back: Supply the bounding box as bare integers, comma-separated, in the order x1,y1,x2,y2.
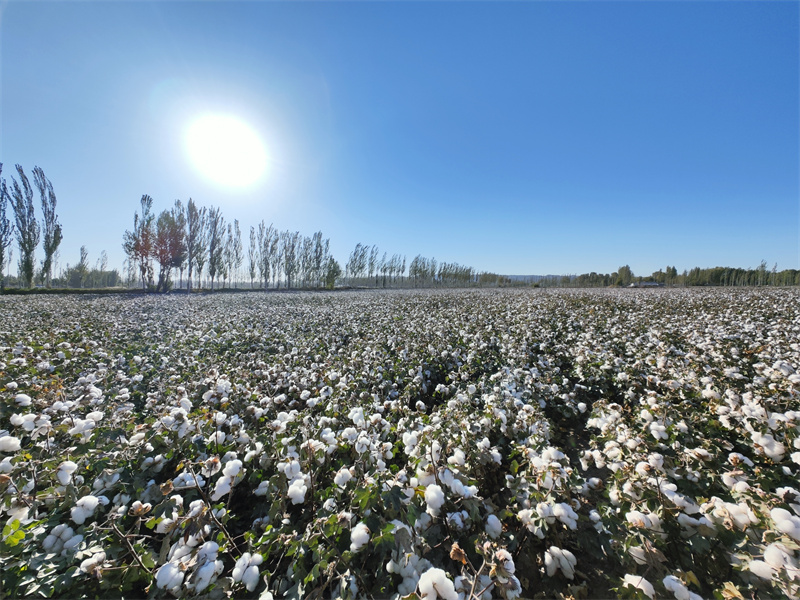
56,460,79,485
752,431,786,461
425,484,445,516
15,394,32,407
287,477,308,504
334,467,353,487
243,565,261,592
771,508,800,541
662,575,702,600
222,459,242,477
748,560,775,580
156,562,184,591
71,495,100,524
350,522,370,552
485,514,502,539
418,567,458,600
0,435,21,453
544,546,577,579
79,550,106,574
447,448,465,466
622,574,655,598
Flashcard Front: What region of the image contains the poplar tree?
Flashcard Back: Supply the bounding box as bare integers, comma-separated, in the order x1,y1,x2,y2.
10,165,40,288
32,166,62,288
0,165,15,291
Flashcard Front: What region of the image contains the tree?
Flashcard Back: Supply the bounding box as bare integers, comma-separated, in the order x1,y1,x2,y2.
324,257,341,289
248,225,258,289
9,165,40,288
281,230,300,288
0,165,15,292
154,210,177,292
75,246,89,288
186,199,206,292
170,200,187,289
615,265,633,287
31,166,62,288
257,222,276,290
206,206,225,290
122,195,155,290
231,220,243,289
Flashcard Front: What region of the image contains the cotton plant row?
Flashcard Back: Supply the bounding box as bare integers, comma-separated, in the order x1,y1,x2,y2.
0,288,798,599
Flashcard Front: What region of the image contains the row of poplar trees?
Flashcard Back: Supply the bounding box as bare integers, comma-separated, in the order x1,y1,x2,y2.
122,195,341,292
0,163,62,290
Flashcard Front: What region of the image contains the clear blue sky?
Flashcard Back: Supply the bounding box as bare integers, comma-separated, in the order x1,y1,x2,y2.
1,0,798,277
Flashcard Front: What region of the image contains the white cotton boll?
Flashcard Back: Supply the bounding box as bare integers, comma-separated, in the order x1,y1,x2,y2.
553,503,578,530
622,574,655,598
71,495,99,524
323,498,337,512
748,560,774,580
79,550,106,573
0,456,13,473
243,565,261,591
15,394,32,407
418,567,458,600
0,435,21,452
287,477,307,504
334,467,353,487
485,514,502,539
425,484,445,515
222,459,243,477
350,522,370,552
156,563,184,591
448,448,466,466
772,508,800,541
191,561,217,592
57,461,78,485
254,481,270,496
662,575,699,600
207,431,226,446
62,533,83,551
495,548,516,575
211,477,232,501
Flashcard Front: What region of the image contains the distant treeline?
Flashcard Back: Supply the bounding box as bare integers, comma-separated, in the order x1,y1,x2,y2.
537,262,800,288
1,163,797,292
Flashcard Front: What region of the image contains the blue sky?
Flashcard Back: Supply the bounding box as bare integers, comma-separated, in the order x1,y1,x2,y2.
1,0,798,277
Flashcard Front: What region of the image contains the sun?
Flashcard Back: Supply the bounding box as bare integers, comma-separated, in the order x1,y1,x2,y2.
185,114,268,189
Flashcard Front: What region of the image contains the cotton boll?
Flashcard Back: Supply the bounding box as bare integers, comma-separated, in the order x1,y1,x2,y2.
0,435,21,453
79,550,106,574
748,560,775,580
222,459,243,477
287,477,308,505
771,508,800,541
71,495,100,524
350,522,370,552
243,565,261,591
485,514,502,539
334,467,353,487
425,484,445,516
662,574,702,600
15,394,32,407
57,461,78,485
622,574,655,598
210,477,232,501
156,562,184,591
418,567,458,600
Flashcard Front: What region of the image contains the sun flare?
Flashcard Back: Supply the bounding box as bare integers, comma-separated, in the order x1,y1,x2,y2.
185,114,268,188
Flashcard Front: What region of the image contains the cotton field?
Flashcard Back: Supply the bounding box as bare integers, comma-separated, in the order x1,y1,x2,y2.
1,288,799,599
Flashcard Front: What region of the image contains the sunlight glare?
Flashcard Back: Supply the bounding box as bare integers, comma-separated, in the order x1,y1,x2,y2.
185,114,268,188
